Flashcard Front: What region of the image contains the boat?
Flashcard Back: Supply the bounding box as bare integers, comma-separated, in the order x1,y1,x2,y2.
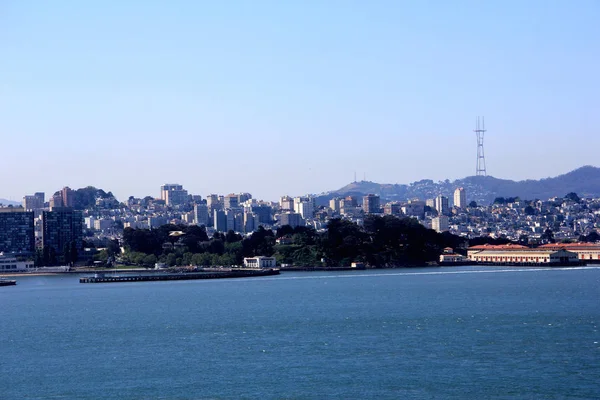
0,278,17,286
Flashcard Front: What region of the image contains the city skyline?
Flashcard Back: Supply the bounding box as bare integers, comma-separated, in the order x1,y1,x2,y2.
1,162,599,206
2,1,599,202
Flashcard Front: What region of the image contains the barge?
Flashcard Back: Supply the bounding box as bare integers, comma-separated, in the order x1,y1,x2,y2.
80,268,279,283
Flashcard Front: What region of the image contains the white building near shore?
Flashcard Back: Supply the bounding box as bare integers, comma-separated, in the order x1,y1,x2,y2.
243,256,277,269
0,253,34,272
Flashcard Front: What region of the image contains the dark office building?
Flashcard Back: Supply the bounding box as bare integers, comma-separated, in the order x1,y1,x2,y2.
0,208,35,254
42,207,83,255
279,212,304,229
213,210,227,232
363,194,381,214
251,205,273,224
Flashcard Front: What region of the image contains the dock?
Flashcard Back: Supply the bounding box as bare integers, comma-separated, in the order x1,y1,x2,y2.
79,268,279,283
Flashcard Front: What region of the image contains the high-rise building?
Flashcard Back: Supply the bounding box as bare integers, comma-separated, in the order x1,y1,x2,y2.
160,184,188,206
237,193,252,204
434,195,449,216
35,192,45,205
363,194,381,214
0,208,35,254
234,213,244,233
49,193,64,209
61,187,74,208
194,203,209,226
213,210,227,232
23,194,44,211
454,187,467,209
226,209,236,232
206,194,222,215
280,196,294,211
383,202,402,216
402,200,425,217
224,194,239,209
280,212,304,228
432,215,449,233
160,184,182,201
42,207,83,257
244,212,258,233
294,197,314,218
250,205,272,224
329,198,341,213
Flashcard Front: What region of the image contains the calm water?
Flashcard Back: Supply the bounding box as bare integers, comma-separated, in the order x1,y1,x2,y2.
1,266,599,399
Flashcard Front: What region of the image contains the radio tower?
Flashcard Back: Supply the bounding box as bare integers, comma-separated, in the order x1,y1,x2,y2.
474,116,487,176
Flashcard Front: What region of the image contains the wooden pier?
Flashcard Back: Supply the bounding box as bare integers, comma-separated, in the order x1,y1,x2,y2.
79,268,279,283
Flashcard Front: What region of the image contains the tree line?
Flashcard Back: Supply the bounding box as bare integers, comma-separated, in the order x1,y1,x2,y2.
117,215,465,268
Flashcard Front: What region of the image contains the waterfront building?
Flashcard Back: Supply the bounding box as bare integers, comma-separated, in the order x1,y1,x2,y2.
0,208,35,254
467,244,578,265
363,194,381,214
42,207,84,256
243,256,276,269
0,253,34,272
538,243,600,261
454,187,467,209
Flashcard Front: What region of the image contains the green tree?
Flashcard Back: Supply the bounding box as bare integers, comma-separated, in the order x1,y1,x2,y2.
142,254,157,269
565,192,581,203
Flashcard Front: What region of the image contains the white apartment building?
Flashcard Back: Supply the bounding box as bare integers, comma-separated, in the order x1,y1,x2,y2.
432,215,449,232
454,187,467,208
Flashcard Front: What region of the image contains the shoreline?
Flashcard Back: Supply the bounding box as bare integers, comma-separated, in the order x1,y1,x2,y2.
3,263,594,278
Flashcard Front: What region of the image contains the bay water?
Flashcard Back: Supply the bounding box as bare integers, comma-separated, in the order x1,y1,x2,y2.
1,266,599,399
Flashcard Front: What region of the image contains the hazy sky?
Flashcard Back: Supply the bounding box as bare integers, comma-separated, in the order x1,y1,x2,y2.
1,1,599,202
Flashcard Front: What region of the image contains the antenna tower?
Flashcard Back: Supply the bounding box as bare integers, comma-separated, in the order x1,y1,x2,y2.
474,116,487,176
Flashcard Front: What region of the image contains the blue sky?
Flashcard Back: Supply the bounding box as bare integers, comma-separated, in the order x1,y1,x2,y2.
1,0,599,202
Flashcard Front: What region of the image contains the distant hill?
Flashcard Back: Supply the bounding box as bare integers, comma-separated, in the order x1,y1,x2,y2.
318,166,600,206
0,198,21,207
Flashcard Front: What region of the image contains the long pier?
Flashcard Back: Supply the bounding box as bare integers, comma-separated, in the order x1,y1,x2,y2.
79,268,279,283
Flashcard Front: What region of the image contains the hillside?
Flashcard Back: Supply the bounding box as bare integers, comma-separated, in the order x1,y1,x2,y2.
0,198,21,207
320,166,600,205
